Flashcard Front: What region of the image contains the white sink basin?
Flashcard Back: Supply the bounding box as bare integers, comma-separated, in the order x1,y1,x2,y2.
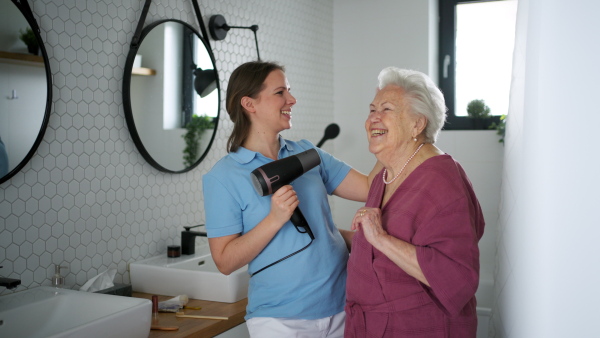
130,245,249,303
0,286,151,338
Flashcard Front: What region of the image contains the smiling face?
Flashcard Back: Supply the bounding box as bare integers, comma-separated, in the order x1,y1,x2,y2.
366,85,421,161
246,69,297,135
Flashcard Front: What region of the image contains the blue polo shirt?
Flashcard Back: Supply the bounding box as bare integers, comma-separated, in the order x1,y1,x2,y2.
202,137,351,320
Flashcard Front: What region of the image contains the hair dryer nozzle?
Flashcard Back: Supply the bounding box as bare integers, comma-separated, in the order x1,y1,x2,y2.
250,148,321,196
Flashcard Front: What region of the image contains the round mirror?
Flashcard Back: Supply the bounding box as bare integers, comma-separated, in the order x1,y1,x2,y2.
0,1,52,184
123,20,220,173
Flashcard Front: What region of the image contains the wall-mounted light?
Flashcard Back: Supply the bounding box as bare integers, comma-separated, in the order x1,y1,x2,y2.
208,14,261,60
193,68,217,98
184,31,217,98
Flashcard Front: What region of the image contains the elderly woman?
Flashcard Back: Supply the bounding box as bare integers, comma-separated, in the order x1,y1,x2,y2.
344,67,485,337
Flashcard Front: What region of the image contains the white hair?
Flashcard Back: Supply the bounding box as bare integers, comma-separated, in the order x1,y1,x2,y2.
377,67,447,143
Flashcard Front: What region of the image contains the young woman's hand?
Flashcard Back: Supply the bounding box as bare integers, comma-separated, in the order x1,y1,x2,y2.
269,185,299,226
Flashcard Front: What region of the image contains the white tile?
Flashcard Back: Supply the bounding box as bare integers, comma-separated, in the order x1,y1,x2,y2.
12,200,26,217
19,242,33,259
14,257,27,274
33,266,47,284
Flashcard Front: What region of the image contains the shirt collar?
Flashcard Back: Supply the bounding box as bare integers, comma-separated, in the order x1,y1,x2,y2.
229,135,295,164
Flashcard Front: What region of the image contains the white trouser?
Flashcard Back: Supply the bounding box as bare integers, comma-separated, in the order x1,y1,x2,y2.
246,311,345,338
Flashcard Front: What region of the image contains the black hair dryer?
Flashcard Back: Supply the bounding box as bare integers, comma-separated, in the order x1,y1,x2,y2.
250,148,321,239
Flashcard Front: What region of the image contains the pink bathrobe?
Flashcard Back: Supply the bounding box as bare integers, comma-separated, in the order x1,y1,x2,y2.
345,155,485,338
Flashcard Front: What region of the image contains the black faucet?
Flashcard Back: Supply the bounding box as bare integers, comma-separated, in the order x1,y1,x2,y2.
181,225,207,255
0,266,21,290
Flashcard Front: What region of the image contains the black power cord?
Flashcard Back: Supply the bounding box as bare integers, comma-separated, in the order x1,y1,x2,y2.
250,219,315,277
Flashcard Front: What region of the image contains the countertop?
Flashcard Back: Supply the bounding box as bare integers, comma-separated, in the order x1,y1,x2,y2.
132,292,247,337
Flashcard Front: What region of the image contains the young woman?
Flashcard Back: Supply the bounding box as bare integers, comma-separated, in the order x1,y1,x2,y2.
203,61,372,337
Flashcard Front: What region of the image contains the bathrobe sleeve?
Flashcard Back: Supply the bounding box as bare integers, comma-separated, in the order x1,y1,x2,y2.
412,159,485,317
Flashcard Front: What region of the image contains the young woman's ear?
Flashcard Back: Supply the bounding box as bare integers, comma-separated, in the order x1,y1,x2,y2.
241,96,256,114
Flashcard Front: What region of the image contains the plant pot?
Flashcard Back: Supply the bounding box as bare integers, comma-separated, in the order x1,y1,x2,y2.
27,44,39,55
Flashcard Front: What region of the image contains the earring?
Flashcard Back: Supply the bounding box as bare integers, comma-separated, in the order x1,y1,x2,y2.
413,137,417,142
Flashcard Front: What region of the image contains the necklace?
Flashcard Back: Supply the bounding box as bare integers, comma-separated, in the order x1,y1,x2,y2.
383,143,425,185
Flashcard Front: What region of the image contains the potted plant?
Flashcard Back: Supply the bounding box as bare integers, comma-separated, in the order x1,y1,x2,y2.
466,99,491,129
19,27,39,55
182,114,214,167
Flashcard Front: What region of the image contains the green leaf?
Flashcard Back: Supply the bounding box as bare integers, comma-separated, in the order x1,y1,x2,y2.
182,115,214,167
18,27,37,47
489,114,506,144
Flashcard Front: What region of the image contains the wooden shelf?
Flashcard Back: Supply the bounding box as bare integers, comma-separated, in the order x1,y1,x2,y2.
132,67,157,76
133,292,247,337
0,50,44,66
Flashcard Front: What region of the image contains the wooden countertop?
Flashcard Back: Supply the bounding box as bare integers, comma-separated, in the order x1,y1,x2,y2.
132,292,247,337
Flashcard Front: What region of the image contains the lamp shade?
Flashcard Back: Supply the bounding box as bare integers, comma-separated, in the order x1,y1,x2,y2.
193,68,217,98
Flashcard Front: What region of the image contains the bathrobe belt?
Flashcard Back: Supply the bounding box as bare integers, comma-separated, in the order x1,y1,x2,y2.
344,292,431,338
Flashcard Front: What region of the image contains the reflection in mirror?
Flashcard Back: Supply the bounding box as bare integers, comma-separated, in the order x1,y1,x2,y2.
0,1,51,184
124,20,219,173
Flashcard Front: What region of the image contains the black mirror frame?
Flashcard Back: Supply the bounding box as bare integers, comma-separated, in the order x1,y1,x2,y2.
1,0,53,185
122,18,220,174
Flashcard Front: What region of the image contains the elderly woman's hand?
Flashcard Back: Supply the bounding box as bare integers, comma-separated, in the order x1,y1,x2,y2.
352,207,429,286
352,207,387,248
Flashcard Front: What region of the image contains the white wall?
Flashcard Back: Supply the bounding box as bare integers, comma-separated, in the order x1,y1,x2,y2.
332,0,436,227
332,0,502,308
493,0,600,337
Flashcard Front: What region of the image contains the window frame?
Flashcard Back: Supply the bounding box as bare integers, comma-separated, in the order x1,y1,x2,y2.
438,0,504,130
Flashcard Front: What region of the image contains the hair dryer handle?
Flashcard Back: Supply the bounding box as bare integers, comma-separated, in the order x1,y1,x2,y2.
290,208,315,240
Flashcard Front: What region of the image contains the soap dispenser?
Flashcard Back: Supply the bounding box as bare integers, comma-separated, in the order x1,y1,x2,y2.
52,265,66,288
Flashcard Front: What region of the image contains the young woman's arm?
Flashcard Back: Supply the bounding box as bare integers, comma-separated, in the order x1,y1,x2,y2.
209,185,298,275
333,161,383,202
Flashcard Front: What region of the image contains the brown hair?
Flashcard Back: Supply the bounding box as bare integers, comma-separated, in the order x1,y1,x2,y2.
226,61,285,152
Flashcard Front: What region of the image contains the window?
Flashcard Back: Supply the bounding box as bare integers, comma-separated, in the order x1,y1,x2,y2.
438,0,518,130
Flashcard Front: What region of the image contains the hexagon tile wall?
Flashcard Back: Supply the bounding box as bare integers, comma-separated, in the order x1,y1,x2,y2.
0,0,334,293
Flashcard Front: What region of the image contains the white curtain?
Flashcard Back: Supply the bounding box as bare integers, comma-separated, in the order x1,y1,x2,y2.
492,0,600,337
